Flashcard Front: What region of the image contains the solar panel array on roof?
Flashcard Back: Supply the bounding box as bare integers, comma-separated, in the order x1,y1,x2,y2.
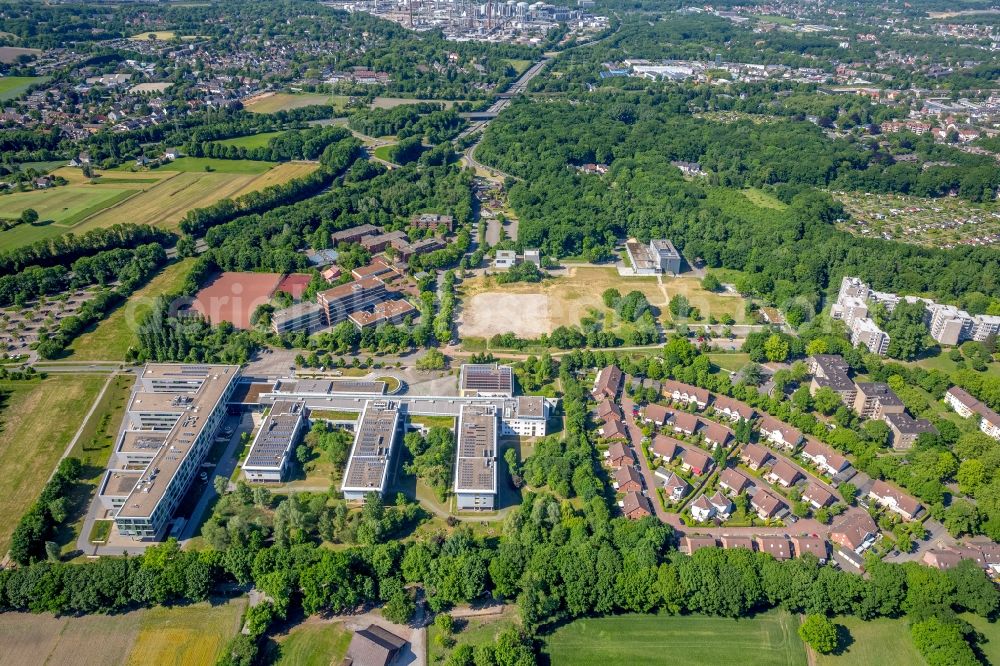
341,401,400,496
244,401,306,472
454,404,498,494
460,364,513,396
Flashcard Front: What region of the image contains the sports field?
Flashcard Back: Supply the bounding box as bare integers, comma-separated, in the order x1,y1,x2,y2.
458,266,746,338
0,75,44,101
214,131,285,149
542,612,807,666
814,616,923,666
244,92,347,114
271,619,352,666
0,597,246,666
0,374,106,556
67,258,196,360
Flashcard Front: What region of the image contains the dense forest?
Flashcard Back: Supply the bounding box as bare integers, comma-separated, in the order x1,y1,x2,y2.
476,94,1000,308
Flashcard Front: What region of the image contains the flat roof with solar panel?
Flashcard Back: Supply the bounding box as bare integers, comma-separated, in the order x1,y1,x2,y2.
454,404,498,494
243,400,307,478
341,400,400,498
459,363,513,397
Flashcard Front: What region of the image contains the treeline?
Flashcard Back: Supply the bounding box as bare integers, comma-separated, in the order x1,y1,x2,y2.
188,125,355,162
9,458,83,565
0,242,167,308
348,104,466,143
0,224,172,274
35,243,167,358
179,132,363,236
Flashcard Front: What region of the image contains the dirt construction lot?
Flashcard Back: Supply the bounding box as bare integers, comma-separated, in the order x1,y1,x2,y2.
458,266,746,338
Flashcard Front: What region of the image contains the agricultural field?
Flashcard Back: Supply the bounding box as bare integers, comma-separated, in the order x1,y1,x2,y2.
244,92,347,114
0,374,106,556
213,131,285,149
125,598,247,666
458,266,746,339
833,190,1000,249
0,596,245,666
67,259,196,360
270,619,353,666
0,159,305,250
541,611,807,666
814,617,923,666
0,75,44,100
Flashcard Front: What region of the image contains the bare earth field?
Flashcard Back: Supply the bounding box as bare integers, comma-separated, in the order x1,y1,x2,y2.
458,266,746,338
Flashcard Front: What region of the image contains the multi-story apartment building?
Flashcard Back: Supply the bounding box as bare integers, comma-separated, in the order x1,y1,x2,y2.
99,364,240,540
808,354,857,405
853,382,906,420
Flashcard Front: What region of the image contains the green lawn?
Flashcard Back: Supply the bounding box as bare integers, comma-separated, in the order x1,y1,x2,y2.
963,614,1000,666
0,76,45,101
708,352,751,372
372,144,397,163
152,156,275,174
273,621,352,666
815,616,924,666
408,414,456,430
506,59,533,75
542,611,807,666
0,374,106,556
214,131,285,149
743,188,788,210
68,258,196,360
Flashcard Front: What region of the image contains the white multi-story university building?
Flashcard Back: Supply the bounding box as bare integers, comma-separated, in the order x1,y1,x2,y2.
99,364,240,540
243,400,308,482
454,404,499,511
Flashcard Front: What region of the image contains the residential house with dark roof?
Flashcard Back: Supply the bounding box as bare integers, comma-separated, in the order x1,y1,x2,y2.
622,491,653,520
885,413,937,450
718,467,752,495
606,442,634,467
853,382,905,420
764,460,802,488
712,395,756,422
808,354,857,406
740,443,772,471
669,410,700,435
680,447,712,476
597,398,622,421
800,440,851,477
343,624,408,666
758,415,803,450
869,480,922,520
660,471,690,501
757,536,792,560
662,380,710,409
750,488,785,519
690,495,715,522
803,482,835,509
593,365,623,400
613,465,644,493
830,510,878,553
651,434,681,461
643,403,670,425
681,535,718,555
792,536,828,563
